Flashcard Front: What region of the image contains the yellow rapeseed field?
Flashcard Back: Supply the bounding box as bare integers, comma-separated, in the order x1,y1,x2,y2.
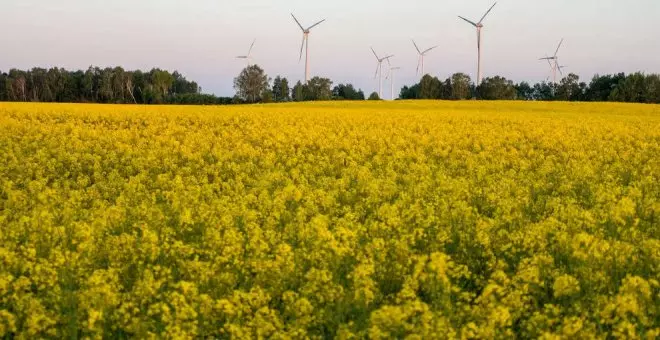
0,101,659,339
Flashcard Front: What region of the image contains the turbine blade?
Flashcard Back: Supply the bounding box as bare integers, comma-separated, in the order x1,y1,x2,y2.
248,39,256,56
375,62,380,79
423,46,439,54
416,57,421,75
478,2,497,24
458,16,478,27
371,47,379,60
237,56,247,58
307,19,326,30
558,64,564,76
384,55,394,59
554,38,564,57
299,35,306,62
291,13,305,31
412,39,422,54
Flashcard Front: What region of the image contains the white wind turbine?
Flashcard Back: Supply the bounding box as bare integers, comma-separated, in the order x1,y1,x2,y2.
291,14,326,83
236,39,256,66
372,47,394,99
385,66,401,100
458,2,498,86
412,40,438,76
539,39,564,84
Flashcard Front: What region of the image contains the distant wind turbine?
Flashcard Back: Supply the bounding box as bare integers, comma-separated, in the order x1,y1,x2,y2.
539,39,564,84
386,66,401,100
291,13,326,83
372,47,394,99
236,39,256,66
558,65,568,76
458,2,497,86
412,40,438,76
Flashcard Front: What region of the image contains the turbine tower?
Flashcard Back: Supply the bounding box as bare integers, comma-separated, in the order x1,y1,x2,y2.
291,14,326,83
236,39,256,66
386,66,401,100
458,2,497,86
412,40,438,76
539,39,564,84
371,47,394,99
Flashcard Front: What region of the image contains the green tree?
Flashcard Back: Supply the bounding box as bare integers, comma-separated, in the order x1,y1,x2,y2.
556,73,582,101
292,81,305,102
419,74,442,99
272,76,290,102
332,83,364,100
399,84,420,99
368,92,381,100
515,82,534,100
149,69,175,103
608,72,660,103
532,82,555,101
233,65,270,103
305,77,333,101
450,73,472,100
477,76,516,100
585,73,625,102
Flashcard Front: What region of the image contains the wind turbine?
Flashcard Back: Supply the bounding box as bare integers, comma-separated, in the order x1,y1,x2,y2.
372,47,393,99
412,40,438,76
458,2,497,86
291,13,326,83
236,39,256,66
386,66,401,100
558,65,568,76
539,38,564,84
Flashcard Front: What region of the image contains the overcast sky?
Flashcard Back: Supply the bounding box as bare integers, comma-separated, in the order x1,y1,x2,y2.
2,0,659,97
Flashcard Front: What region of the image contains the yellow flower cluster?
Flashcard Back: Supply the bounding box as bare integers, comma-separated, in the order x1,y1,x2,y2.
0,101,659,338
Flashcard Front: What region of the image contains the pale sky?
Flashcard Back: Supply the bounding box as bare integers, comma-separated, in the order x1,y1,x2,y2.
2,0,659,97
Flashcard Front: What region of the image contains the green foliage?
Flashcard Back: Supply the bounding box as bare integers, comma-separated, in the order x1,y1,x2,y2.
450,73,473,100
609,72,660,103
515,82,534,101
233,64,270,103
272,76,290,102
289,77,334,102
399,84,420,99
332,84,365,100
477,76,517,100
556,73,583,101
419,75,442,99
368,92,381,100
586,73,626,102
305,77,333,101
0,67,202,104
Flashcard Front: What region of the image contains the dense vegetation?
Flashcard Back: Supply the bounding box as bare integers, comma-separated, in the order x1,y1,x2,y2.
400,72,660,103
3,66,660,104
1,101,658,338
0,67,235,105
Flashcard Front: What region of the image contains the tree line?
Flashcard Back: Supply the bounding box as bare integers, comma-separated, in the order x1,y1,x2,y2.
400,72,660,103
233,65,370,103
0,67,234,105
2,65,659,104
